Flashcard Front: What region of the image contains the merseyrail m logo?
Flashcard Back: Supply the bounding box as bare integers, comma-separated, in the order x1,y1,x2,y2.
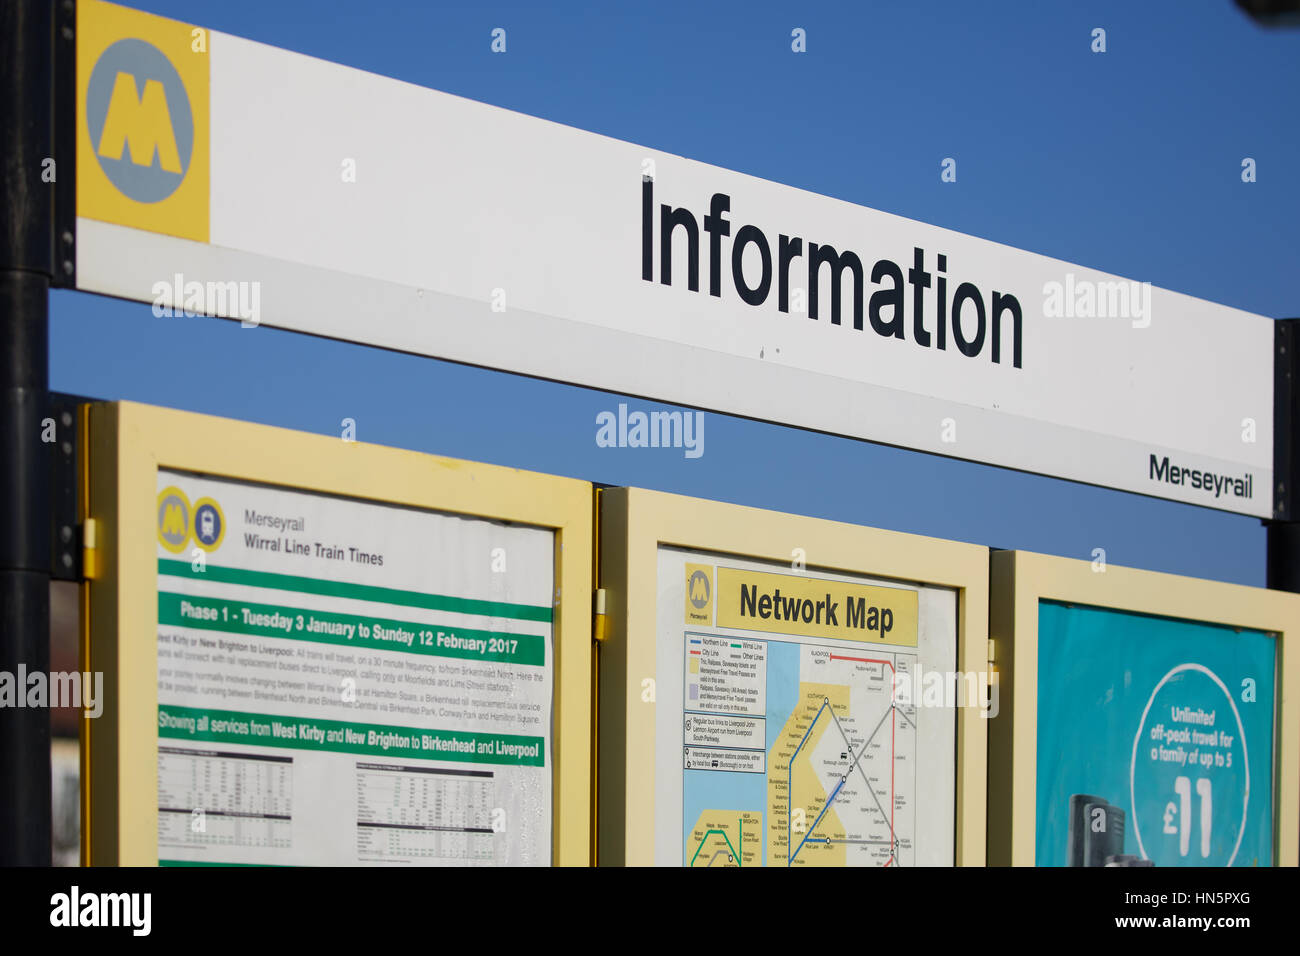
88,39,191,202
157,486,191,554
685,564,713,625
78,0,209,242
157,487,226,554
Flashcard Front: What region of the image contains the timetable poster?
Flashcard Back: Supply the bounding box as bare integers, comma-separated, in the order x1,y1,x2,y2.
1035,602,1276,867
153,469,555,866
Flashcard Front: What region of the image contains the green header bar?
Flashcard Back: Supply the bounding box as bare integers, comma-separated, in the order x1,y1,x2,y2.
158,705,545,767
158,558,553,623
158,592,545,665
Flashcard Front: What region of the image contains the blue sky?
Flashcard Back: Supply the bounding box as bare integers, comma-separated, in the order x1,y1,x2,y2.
53,1,1299,585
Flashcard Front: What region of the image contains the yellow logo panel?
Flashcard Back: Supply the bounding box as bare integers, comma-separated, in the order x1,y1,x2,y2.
77,0,209,242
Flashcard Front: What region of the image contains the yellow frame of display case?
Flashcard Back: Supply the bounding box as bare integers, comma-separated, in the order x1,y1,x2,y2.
988,549,1300,867
597,486,990,866
81,401,593,866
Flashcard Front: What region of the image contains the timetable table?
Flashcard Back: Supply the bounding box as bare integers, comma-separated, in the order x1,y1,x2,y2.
355,763,496,864
158,746,293,850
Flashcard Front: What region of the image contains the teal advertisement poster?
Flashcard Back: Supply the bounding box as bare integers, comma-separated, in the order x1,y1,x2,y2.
1035,602,1275,867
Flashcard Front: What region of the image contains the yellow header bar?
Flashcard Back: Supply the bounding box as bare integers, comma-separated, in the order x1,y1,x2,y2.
715,567,918,647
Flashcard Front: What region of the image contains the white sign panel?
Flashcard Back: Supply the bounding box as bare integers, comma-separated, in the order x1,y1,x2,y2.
154,469,554,866
77,1,1274,516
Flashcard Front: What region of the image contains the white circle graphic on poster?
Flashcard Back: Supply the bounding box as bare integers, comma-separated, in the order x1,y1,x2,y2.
1129,663,1248,866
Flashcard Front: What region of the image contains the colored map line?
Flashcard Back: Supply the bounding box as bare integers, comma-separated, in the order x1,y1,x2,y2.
787,699,829,866
786,669,900,866
689,818,743,867
791,778,844,861
829,655,893,671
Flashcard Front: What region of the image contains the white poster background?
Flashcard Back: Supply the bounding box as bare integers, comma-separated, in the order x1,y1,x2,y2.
154,469,554,866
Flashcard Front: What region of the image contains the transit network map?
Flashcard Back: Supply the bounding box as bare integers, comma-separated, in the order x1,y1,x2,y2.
681,636,919,867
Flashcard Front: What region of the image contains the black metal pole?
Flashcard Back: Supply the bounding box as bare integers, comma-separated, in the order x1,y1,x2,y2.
0,0,55,865
1267,522,1300,591
1267,319,1300,593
